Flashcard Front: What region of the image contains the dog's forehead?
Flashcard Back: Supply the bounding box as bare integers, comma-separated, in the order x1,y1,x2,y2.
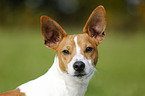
76,34,96,45
58,35,75,49
74,34,98,48
57,34,98,52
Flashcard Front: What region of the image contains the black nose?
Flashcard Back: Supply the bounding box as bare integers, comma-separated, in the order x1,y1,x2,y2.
73,61,85,73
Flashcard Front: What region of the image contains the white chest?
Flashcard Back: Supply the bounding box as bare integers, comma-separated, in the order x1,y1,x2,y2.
18,56,91,96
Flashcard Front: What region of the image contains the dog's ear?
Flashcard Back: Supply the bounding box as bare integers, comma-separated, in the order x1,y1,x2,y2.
83,5,106,44
41,16,67,50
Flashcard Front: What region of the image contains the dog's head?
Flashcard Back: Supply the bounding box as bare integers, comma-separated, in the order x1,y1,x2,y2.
41,6,106,79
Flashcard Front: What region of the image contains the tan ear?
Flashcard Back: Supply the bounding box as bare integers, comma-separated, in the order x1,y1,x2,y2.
83,5,106,44
41,16,67,50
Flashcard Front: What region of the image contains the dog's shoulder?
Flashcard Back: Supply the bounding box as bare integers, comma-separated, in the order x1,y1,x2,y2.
0,88,25,96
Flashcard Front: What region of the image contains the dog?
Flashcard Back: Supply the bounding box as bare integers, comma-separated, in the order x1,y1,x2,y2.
0,5,106,96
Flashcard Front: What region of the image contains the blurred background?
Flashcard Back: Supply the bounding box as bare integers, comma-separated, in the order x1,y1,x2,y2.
0,0,145,96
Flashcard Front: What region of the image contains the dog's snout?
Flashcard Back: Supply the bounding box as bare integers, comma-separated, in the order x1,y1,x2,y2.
73,61,85,73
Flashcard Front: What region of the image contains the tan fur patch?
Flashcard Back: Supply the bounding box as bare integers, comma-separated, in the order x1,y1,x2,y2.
56,35,76,72
0,88,25,96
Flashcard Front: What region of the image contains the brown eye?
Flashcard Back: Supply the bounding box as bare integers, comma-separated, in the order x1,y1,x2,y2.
62,50,70,55
85,47,93,53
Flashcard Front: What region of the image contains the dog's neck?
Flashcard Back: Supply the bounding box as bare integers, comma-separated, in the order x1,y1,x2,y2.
48,55,94,96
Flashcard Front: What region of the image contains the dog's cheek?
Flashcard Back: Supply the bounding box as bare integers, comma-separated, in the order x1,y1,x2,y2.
58,54,73,72
58,56,67,72
86,50,98,67
92,50,98,66
57,51,67,72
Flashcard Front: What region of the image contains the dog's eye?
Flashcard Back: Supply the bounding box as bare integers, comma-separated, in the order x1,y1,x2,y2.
85,47,93,53
62,50,70,55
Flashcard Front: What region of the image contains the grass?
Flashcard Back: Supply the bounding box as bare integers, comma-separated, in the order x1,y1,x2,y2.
0,28,145,96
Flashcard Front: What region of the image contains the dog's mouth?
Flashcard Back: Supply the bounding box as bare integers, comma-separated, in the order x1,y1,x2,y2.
74,72,87,77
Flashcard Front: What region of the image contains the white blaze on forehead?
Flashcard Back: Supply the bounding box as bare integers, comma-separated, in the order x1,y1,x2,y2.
73,36,84,61
74,36,81,54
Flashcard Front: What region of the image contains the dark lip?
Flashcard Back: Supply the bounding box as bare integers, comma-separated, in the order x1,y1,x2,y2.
74,73,87,77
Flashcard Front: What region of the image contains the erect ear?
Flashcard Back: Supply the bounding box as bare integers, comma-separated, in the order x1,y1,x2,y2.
41,16,67,50
83,5,106,44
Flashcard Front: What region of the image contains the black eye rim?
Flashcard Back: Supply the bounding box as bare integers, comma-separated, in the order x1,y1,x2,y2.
62,49,70,55
85,47,93,53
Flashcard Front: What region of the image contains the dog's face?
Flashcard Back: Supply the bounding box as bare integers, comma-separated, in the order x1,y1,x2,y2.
56,34,98,78
41,6,106,78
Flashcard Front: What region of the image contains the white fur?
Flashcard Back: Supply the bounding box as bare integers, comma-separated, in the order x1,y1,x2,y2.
18,36,96,96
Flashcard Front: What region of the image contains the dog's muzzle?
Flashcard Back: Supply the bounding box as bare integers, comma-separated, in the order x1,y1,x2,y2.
73,61,86,77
